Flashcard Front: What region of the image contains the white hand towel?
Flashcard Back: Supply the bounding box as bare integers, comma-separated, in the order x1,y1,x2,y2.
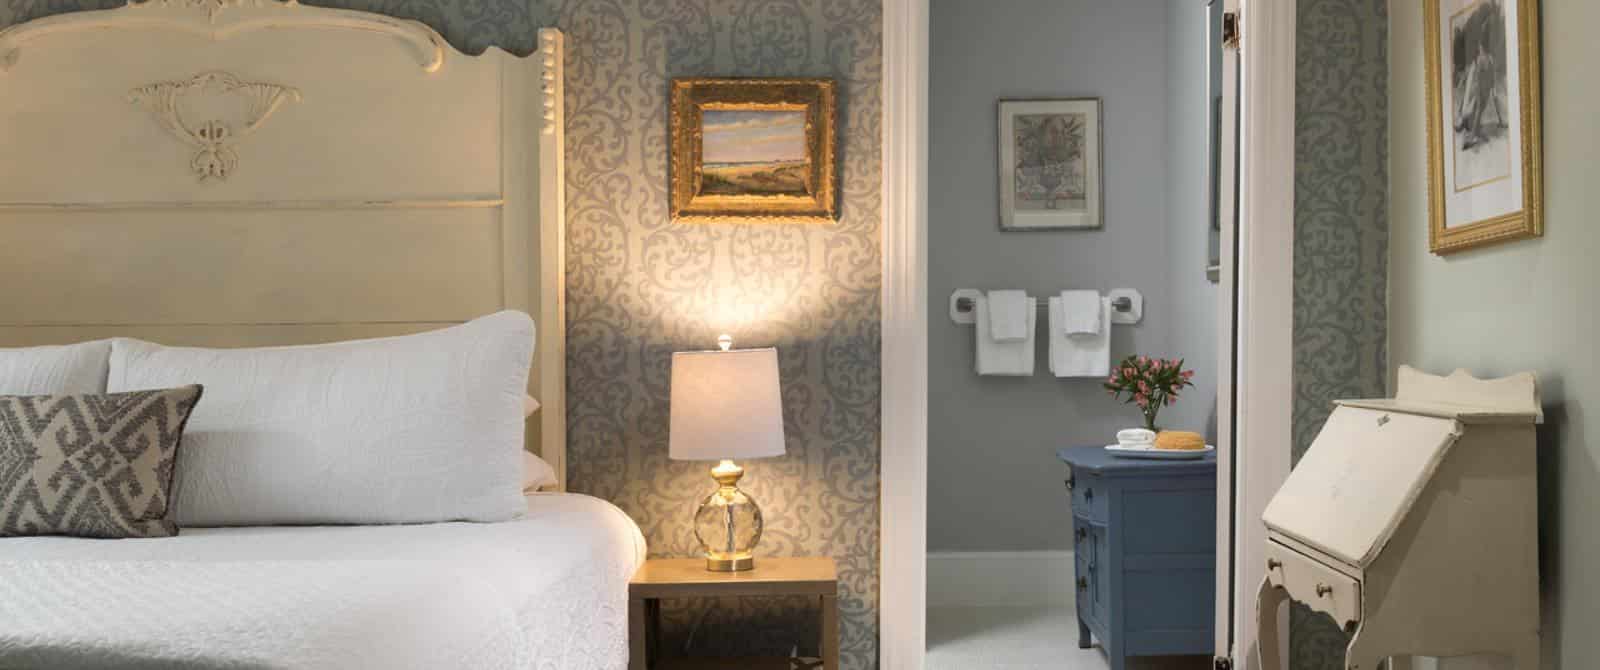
1058,290,1103,336
1048,296,1111,378
987,290,1030,342
976,296,1036,376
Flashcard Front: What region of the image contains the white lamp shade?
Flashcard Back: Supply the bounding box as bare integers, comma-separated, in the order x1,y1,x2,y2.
670,347,786,461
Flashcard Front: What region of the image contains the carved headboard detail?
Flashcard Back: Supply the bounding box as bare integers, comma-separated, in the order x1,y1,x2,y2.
0,1,569,488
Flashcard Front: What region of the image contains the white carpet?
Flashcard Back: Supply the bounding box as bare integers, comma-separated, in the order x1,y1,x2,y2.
927,605,1213,670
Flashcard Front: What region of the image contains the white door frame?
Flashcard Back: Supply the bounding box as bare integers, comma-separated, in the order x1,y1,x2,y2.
1214,0,1243,662
876,0,1294,667
879,0,928,667
1226,0,1297,667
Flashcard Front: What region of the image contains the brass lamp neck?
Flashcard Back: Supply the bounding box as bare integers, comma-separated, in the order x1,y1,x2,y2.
711,459,745,488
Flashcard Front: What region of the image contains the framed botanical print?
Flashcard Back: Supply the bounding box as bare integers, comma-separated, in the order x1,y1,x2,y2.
1425,0,1543,254
998,98,1103,231
669,78,836,223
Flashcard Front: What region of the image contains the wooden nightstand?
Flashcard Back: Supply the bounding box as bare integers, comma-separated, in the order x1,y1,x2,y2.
628,557,839,670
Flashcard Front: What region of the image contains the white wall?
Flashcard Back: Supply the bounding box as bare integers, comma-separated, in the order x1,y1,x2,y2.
926,0,1216,552
1389,0,1596,667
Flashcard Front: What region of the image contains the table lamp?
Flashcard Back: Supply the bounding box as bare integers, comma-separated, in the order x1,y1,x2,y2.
669,336,785,572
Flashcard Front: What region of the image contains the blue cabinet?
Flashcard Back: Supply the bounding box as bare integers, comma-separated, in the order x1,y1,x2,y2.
1057,446,1216,670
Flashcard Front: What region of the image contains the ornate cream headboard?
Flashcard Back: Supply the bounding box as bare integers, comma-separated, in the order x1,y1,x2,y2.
0,0,569,489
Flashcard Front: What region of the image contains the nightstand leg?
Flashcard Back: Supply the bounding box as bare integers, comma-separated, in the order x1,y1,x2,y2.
629,597,647,670
821,594,839,669
646,598,661,664
1077,619,1091,649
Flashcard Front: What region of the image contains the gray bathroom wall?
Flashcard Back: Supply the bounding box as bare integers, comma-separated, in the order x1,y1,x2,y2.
928,0,1215,552
1166,0,1220,449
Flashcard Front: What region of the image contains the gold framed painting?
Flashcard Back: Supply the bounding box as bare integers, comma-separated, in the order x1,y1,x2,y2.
1425,0,1543,255
669,78,837,224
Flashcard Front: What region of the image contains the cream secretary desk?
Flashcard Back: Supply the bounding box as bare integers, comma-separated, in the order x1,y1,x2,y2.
1255,366,1541,670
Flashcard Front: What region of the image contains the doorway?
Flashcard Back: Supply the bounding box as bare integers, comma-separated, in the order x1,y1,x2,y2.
919,1,1224,668
880,0,1298,669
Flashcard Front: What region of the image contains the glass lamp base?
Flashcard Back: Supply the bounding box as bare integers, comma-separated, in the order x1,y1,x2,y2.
693,459,764,572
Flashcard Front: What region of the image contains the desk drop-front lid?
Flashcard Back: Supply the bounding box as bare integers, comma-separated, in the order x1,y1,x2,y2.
1262,404,1463,569
1262,367,1540,569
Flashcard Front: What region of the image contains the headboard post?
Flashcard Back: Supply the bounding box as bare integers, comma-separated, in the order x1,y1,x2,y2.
534,27,567,490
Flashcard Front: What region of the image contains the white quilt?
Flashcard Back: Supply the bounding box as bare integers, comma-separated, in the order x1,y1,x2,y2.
0,494,646,670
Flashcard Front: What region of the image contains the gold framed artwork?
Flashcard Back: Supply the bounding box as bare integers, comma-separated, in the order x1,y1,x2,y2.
1425,0,1543,254
669,78,837,223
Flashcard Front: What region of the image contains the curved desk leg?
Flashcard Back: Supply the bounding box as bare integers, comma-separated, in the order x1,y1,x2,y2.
1256,576,1287,670
1077,618,1091,649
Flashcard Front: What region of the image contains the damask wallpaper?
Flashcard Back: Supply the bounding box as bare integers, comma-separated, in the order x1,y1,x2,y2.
553,1,882,667
0,0,882,667
1290,0,1388,668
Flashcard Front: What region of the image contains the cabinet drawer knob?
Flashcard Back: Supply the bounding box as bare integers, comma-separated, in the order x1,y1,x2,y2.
1266,558,1282,571
1316,583,1334,598
1077,576,1088,590
1076,528,1087,541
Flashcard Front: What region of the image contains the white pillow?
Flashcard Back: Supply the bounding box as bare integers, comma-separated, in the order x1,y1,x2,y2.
107,311,534,526
0,340,112,394
522,451,558,492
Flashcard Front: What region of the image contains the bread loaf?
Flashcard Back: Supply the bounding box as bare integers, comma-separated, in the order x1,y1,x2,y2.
1154,430,1205,451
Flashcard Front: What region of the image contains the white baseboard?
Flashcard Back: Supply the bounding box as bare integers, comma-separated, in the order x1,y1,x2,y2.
926,550,1074,608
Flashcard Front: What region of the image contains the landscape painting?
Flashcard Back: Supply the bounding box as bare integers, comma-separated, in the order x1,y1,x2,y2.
670,78,836,223
699,110,810,197
998,98,1102,231
1449,0,1511,192
1012,113,1088,212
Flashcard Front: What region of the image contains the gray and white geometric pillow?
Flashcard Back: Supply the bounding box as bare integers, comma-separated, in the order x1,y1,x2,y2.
0,385,202,538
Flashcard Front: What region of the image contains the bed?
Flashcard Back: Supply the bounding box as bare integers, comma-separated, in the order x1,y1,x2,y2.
1,494,647,669
0,2,642,668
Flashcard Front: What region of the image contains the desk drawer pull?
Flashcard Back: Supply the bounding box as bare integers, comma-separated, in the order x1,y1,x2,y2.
1316,583,1334,598
1077,576,1088,590
1076,527,1087,541
1267,558,1282,571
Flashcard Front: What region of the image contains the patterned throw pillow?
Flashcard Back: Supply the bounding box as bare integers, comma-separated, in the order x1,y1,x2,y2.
0,385,202,538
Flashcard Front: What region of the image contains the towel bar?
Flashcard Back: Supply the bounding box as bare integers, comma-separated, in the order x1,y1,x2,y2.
954,295,1133,314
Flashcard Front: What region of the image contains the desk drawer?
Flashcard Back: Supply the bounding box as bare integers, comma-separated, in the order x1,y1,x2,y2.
1065,471,1108,523
1264,540,1361,629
